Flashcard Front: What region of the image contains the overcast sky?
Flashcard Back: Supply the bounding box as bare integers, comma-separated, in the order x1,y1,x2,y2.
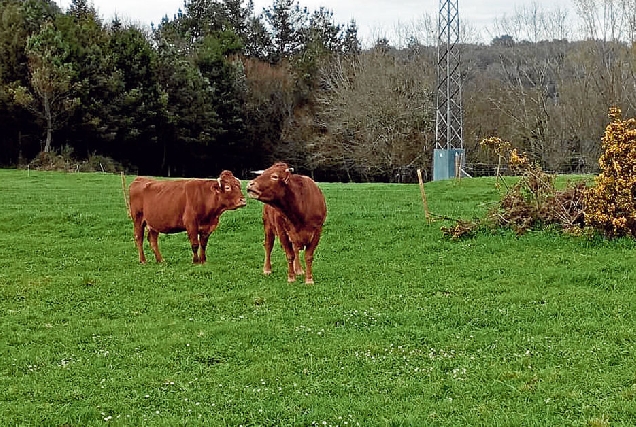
56,0,576,45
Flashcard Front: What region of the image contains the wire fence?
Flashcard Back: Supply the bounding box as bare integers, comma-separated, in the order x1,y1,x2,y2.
393,158,598,183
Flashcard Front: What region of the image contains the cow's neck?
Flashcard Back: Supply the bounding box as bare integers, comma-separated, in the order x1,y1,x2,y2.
206,195,226,218
272,186,304,226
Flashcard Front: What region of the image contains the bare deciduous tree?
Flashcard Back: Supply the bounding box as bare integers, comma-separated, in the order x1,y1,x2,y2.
308,47,435,181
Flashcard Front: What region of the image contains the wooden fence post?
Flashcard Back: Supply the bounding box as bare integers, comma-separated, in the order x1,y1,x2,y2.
417,169,431,224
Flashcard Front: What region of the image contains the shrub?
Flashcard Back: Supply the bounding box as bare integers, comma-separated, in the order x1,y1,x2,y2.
584,107,636,238
442,137,587,238
78,154,124,173
27,151,72,171
482,137,586,234
444,109,636,240
26,150,123,173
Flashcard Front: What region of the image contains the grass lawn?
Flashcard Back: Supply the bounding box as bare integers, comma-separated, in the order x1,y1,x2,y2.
1,169,635,426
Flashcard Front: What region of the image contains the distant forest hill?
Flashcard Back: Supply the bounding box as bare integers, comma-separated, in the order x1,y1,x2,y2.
0,0,634,181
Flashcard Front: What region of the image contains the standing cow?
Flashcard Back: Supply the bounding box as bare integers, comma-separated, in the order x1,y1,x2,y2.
246,162,327,284
126,171,246,264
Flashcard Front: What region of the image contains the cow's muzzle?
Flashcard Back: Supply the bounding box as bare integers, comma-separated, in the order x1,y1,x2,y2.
246,181,260,199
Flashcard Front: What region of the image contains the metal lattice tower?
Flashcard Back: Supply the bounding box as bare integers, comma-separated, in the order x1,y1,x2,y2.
435,0,463,150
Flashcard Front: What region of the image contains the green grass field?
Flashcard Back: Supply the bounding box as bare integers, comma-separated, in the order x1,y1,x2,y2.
1,169,636,426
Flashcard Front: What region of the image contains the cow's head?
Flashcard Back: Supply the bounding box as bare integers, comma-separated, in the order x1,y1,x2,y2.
246,162,293,203
216,170,246,209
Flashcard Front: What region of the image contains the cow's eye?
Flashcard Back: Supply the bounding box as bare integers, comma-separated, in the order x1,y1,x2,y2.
271,174,279,181
225,185,231,191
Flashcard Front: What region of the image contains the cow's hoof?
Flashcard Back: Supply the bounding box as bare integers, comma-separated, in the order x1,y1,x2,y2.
263,269,272,276
287,277,296,283
305,278,314,285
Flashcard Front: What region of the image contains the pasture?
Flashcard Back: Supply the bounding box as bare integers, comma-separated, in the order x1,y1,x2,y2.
1,169,636,426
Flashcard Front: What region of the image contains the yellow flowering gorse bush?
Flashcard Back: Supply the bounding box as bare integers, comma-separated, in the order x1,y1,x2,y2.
585,108,636,238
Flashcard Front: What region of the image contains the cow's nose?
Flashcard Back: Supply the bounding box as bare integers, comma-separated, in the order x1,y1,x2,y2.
246,180,260,198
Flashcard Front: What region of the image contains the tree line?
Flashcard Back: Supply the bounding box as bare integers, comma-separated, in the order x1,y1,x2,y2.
0,0,634,181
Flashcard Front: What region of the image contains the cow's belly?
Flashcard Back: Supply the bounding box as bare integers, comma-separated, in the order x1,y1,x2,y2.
143,208,185,234
287,228,316,248
151,225,184,234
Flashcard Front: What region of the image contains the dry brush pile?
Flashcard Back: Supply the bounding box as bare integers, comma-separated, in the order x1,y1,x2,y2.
442,108,636,240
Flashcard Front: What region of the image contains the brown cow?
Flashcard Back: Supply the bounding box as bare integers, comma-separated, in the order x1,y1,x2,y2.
127,171,246,264
246,162,327,284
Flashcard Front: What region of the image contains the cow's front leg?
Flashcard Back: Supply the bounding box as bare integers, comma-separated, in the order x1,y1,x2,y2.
278,233,296,283
303,233,322,285
198,231,210,264
292,244,304,276
186,228,201,263
197,223,217,264
147,228,163,263
263,226,275,275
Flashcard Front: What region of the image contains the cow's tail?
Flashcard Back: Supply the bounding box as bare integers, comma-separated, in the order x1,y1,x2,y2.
121,172,132,218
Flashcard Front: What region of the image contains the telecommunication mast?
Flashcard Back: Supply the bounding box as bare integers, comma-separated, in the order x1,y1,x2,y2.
433,0,465,180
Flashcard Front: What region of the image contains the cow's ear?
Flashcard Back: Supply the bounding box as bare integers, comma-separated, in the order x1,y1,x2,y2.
212,178,222,193
282,169,292,184
283,167,293,184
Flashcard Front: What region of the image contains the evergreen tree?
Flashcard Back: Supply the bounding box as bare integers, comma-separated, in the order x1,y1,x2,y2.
56,0,113,156
153,21,224,176
195,31,248,173
342,20,361,56
0,0,30,164
0,0,29,86
106,22,166,173
263,0,308,63
10,20,78,153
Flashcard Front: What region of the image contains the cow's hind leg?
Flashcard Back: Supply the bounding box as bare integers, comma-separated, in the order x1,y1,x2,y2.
147,227,163,262
133,218,147,263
